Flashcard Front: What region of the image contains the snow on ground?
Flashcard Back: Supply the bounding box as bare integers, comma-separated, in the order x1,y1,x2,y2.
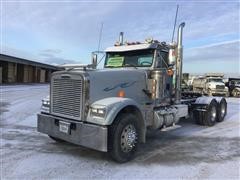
1,84,240,179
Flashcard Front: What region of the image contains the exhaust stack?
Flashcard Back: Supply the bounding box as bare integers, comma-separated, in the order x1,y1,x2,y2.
119,32,124,45
175,22,185,104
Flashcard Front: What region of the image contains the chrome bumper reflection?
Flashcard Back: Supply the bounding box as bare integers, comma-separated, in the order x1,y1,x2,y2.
37,113,108,152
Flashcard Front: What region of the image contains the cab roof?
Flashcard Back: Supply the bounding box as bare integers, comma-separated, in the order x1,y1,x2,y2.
105,43,159,52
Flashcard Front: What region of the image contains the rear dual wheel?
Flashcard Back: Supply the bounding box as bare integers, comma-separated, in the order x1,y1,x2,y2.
216,98,227,122
204,99,218,126
195,98,227,126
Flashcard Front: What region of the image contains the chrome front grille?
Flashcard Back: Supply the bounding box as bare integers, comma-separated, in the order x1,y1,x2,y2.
216,85,225,90
51,75,83,120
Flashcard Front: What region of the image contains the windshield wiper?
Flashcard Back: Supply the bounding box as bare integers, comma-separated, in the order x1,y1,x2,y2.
124,64,138,69
105,65,119,68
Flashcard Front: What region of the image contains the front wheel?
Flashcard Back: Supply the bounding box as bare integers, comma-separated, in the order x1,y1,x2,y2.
232,89,239,97
108,113,139,163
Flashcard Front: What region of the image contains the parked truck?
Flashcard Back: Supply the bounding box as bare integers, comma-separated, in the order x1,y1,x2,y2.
226,78,240,97
192,73,229,96
181,73,192,92
37,23,227,162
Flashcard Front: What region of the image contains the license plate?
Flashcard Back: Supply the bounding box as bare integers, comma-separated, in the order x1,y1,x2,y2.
59,121,70,134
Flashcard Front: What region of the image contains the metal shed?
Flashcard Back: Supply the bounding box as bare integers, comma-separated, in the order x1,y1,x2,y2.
0,54,59,84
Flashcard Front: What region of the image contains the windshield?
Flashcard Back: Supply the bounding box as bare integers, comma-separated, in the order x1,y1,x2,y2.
104,49,154,68
208,78,224,83
231,80,240,85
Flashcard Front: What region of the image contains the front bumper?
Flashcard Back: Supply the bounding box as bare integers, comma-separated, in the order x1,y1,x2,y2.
37,113,108,152
211,90,228,96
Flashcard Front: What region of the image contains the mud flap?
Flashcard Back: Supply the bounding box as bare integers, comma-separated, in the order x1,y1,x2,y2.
193,105,207,125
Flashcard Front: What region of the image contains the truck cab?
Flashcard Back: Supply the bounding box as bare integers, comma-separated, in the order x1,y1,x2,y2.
205,74,229,96
227,78,240,97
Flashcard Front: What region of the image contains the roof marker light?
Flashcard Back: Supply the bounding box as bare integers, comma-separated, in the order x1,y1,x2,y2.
145,37,153,43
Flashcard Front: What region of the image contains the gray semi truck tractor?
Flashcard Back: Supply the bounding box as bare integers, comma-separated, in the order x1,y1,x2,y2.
38,23,227,162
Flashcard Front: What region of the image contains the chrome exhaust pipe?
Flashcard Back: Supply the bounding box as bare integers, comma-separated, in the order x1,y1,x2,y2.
175,22,185,104
119,32,124,45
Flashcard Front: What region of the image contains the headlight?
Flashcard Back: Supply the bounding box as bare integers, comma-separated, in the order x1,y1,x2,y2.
91,107,106,118
42,99,50,107
41,98,50,113
207,84,213,88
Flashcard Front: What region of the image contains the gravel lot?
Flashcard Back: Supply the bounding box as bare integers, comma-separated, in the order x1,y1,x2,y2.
1,84,240,179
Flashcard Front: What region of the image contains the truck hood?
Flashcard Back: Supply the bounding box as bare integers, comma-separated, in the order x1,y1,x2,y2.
207,82,225,88
207,82,224,86
86,68,149,105
234,83,240,88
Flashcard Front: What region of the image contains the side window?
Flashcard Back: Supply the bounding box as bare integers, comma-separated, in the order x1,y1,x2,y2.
230,81,235,85
138,56,152,66
156,51,168,68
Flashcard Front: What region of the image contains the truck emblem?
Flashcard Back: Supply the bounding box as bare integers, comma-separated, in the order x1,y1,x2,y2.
61,75,71,79
103,81,137,92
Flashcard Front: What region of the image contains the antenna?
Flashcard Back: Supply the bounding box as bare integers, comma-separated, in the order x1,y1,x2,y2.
171,5,179,42
96,22,106,66
97,22,104,53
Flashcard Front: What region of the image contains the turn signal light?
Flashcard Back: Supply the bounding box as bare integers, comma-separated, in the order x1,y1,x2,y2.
117,90,125,98
167,69,174,76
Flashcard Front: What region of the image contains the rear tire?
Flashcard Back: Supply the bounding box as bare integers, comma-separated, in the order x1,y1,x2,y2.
108,113,139,163
203,99,218,126
217,98,227,122
232,89,239,97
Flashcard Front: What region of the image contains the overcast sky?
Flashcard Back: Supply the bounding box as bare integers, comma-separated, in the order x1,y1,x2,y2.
1,1,239,74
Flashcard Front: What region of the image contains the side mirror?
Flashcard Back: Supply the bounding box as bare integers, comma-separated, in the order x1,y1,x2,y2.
91,53,97,69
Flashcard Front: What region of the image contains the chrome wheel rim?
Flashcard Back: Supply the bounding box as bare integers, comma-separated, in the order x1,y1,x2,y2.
120,124,137,153
233,90,237,97
211,106,217,122
220,103,226,118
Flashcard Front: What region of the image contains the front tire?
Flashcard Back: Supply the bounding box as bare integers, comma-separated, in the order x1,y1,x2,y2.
232,89,239,97
108,113,139,163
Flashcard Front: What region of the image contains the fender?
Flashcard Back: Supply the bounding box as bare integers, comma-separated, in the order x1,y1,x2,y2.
86,97,143,126
194,96,216,105
234,87,240,92
195,96,226,104
86,97,146,143
214,96,225,103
